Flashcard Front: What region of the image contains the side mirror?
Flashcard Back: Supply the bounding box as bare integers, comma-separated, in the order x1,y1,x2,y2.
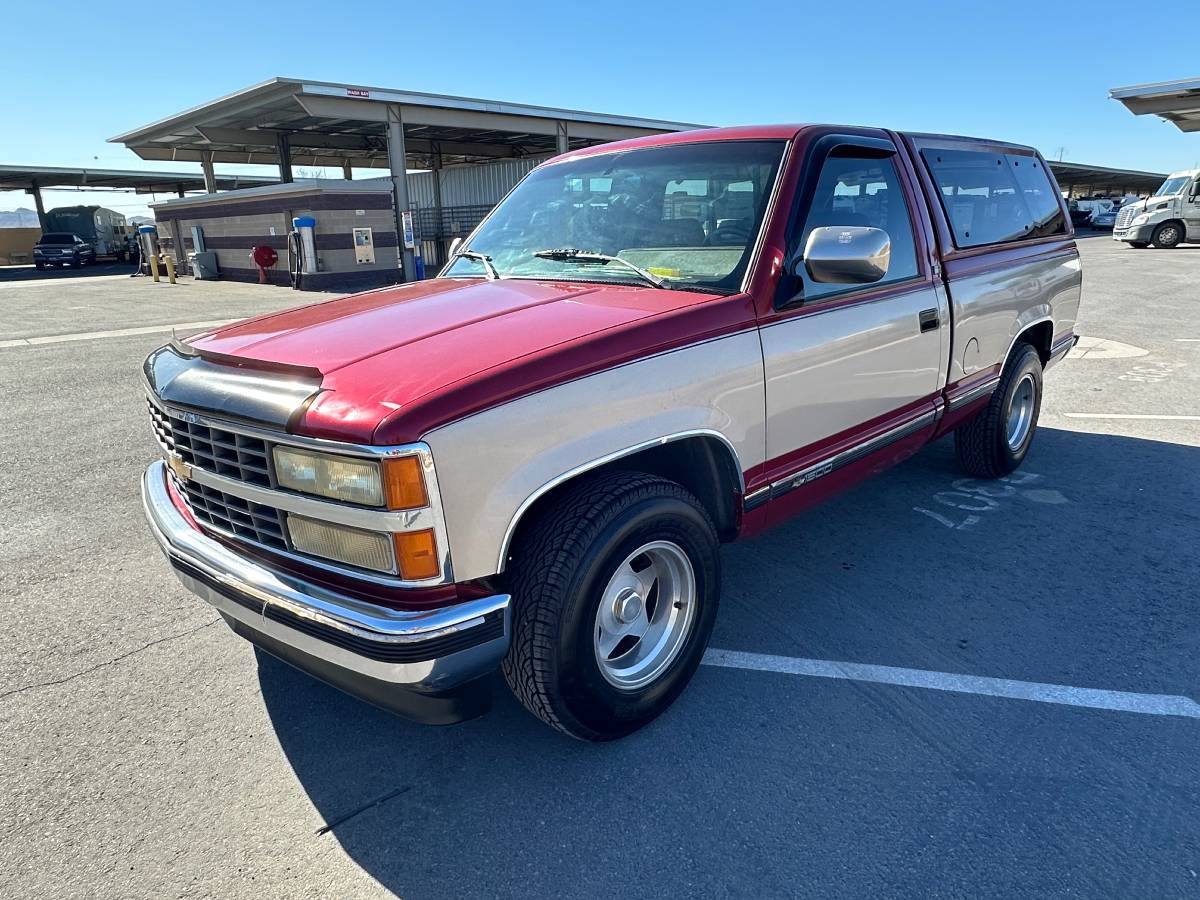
447,236,464,259
797,226,891,284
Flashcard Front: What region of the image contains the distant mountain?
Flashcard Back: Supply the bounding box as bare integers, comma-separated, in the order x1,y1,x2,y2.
129,215,153,226
0,208,41,228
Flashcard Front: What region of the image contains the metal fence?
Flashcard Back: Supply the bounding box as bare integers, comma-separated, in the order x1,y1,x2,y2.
412,203,495,269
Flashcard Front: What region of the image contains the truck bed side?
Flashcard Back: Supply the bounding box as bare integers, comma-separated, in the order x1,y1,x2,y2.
898,133,1082,416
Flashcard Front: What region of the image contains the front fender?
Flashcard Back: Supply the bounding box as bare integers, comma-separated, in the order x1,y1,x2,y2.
423,330,766,582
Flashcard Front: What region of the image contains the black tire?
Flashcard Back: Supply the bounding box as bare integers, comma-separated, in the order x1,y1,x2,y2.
1151,222,1183,249
955,342,1043,479
1129,242,1150,249
502,471,720,741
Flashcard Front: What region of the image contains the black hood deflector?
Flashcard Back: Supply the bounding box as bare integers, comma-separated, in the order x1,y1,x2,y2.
143,343,322,430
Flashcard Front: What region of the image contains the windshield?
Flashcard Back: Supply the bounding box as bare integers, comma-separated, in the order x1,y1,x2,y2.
1154,176,1190,197
38,233,77,244
444,140,786,292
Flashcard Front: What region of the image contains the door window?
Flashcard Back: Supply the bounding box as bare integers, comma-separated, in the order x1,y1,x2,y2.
793,153,920,302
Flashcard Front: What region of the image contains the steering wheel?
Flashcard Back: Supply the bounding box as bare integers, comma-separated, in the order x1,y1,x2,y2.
709,219,751,245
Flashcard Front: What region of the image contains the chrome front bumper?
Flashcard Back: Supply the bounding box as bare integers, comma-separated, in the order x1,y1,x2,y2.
141,460,511,723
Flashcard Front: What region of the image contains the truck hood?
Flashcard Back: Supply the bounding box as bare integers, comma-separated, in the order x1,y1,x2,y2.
186,277,742,444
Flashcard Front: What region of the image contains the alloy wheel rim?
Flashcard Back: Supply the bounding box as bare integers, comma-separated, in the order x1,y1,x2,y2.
593,540,697,690
1006,372,1036,451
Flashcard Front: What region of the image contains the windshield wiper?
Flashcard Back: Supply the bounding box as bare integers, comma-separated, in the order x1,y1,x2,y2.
532,248,666,289
456,248,502,281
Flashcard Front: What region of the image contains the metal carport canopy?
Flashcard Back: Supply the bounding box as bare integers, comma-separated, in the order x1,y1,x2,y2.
107,77,706,169
1048,160,1167,195
0,164,276,194
1110,77,1200,134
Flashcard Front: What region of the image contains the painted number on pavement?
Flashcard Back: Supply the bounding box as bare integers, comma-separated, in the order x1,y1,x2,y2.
913,470,1064,530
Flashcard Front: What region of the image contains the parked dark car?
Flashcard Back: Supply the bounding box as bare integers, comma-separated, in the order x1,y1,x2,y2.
33,233,97,269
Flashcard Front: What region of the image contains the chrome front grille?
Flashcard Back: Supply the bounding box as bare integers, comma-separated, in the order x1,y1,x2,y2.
144,390,453,586
173,473,288,550
149,397,288,551
147,399,271,486
1115,205,1138,230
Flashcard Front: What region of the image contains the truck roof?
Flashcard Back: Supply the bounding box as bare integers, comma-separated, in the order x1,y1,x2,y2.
548,124,1041,163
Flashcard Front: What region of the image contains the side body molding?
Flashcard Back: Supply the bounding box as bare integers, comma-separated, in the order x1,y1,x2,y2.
423,331,766,582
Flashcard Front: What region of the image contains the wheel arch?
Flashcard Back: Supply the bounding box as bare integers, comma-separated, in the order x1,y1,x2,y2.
1014,319,1054,365
497,431,745,574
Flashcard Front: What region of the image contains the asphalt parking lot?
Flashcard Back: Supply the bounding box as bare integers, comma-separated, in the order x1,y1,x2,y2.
1,235,1197,899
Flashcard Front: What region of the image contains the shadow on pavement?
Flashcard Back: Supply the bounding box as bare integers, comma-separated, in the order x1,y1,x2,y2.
0,261,138,282
255,427,1199,899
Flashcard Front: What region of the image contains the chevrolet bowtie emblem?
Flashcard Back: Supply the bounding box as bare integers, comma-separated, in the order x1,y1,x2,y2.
168,454,193,481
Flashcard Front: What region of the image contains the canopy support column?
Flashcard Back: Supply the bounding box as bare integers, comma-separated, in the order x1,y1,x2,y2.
387,104,416,282
556,121,569,155
27,180,47,231
276,132,293,183
201,152,217,194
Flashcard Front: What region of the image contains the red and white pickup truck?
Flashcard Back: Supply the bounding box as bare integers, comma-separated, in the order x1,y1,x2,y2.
142,124,1081,740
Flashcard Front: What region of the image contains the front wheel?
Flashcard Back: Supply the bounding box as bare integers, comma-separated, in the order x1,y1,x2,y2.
1128,241,1150,249
502,471,720,741
955,342,1043,479
1151,223,1183,249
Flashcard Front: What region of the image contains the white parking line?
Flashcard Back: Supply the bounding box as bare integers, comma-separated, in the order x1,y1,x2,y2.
1062,413,1200,422
702,649,1200,719
0,319,235,349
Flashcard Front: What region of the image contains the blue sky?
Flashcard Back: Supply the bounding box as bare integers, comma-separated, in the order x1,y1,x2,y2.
2,0,1197,218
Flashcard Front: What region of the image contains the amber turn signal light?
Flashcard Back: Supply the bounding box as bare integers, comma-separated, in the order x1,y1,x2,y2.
383,456,429,510
393,528,440,580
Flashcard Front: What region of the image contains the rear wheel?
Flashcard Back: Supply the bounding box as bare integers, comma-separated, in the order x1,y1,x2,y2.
1151,223,1183,249
955,342,1043,479
502,471,720,741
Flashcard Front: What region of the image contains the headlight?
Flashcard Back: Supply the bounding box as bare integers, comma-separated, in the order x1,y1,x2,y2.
274,447,385,506
1132,214,1150,226
272,447,429,510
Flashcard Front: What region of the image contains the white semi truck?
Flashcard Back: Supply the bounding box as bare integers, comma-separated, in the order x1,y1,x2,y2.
1113,169,1200,248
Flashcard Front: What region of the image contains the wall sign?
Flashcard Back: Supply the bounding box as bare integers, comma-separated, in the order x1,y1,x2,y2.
401,210,416,249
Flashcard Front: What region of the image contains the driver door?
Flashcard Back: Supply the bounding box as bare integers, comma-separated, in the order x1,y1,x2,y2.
756,134,948,520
